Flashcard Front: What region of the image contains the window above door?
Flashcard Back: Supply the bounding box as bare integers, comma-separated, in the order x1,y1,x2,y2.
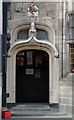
17,29,29,39
36,29,48,40
17,28,48,40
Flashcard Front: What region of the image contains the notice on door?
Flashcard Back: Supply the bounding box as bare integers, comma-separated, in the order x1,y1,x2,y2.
26,69,34,75
35,69,40,78
27,51,33,65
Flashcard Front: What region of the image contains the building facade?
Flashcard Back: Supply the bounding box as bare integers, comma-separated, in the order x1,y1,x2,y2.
1,0,74,118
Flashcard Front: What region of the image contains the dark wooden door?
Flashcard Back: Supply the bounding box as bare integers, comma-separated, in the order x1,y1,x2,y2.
16,50,49,103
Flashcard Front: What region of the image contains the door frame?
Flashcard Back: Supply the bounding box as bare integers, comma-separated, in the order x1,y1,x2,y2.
6,21,59,104
6,43,59,104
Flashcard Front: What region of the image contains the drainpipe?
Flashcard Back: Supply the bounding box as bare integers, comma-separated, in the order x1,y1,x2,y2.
0,0,2,118
62,1,64,78
2,2,7,107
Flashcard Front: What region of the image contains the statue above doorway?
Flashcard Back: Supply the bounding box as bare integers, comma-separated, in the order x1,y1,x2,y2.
29,22,36,37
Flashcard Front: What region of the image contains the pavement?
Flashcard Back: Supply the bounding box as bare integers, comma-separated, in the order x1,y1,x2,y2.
1,103,72,119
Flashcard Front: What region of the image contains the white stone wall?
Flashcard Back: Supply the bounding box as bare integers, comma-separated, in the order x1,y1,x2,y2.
6,2,73,112
6,2,60,104
7,2,70,78
59,73,72,114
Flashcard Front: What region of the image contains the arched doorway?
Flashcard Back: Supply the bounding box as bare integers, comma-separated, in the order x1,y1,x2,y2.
16,49,49,103
7,22,59,104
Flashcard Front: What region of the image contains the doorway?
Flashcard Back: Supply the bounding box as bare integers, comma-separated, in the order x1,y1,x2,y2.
16,50,49,103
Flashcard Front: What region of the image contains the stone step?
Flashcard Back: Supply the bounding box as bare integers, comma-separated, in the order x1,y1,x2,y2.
11,111,67,118
11,108,50,111
11,113,67,117
11,105,50,110
9,104,71,118
10,116,72,119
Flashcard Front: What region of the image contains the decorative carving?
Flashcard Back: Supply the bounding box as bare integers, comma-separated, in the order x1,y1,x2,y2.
27,3,39,17
30,22,36,32
8,37,59,58
29,22,36,37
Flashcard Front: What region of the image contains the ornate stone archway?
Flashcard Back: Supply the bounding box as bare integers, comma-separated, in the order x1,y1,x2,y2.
6,22,59,104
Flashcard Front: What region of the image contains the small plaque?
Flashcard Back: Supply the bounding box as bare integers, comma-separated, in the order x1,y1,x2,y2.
26,69,34,75
35,69,40,78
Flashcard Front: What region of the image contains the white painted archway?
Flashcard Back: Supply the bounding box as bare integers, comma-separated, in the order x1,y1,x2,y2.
6,37,59,104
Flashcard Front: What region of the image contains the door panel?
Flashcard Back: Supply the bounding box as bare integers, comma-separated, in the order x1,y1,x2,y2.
16,50,49,103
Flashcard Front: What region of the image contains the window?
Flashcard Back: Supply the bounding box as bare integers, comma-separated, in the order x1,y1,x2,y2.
16,51,24,66
36,29,48,40
17,29,29,39
27,51,33,65
69,15,74,40
70,44,74,72
69,28,74,40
